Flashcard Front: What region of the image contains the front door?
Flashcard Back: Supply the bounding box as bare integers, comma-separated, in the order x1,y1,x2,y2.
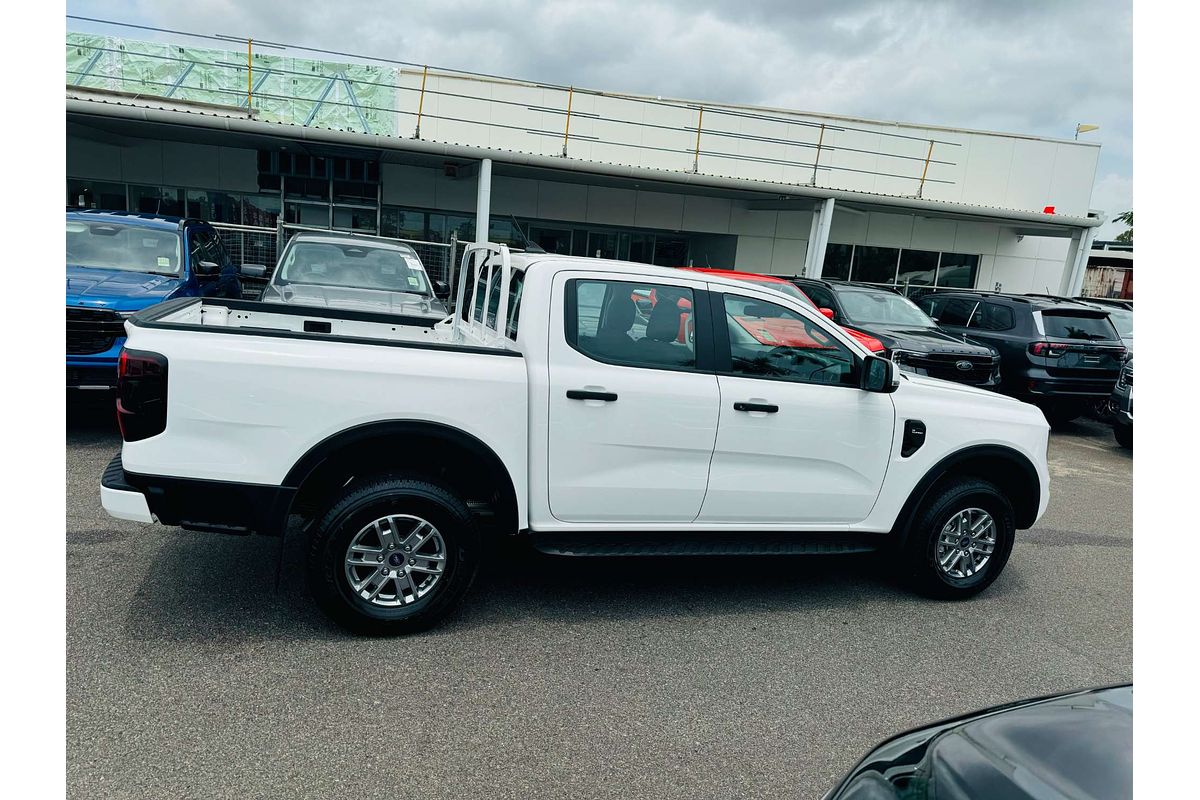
547,273,719,524
699,290,895,525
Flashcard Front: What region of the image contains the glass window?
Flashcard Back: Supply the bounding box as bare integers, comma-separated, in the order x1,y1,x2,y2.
653,237,688,266
587,231,619,259
937,253,980,288
130,185,184,216
485,265,505,329
472,260,489,321
67,179,127,211
66,219,181,274
333,207,378,233
972,302,1015,331
276,240,432,295
506,269,525,340
284,202,329,227
822,244,852,281
836,289,937,328
381,207,426,240
897,250,938,290
721,294,855,386
529,226,573,255
851,246,900,284
922,296,978,327
569,279,696,370
1040,312,1120,341
628,233,655,264
243,194,281,227
801,284,837,314
185,190,242,223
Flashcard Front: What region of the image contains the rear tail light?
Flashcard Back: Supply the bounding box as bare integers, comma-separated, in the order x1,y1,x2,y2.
116,349,168,442
1029,341,1063,357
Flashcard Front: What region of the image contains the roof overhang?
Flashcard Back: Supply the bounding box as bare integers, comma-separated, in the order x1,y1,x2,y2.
66,92,1102,229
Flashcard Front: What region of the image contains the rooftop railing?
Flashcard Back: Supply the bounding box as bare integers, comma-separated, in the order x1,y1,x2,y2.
67,16,960,198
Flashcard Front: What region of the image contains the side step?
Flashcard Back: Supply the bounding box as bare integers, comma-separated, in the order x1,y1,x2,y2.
531,532,880,557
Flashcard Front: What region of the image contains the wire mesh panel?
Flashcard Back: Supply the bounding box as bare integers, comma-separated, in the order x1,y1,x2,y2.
210,223,279,299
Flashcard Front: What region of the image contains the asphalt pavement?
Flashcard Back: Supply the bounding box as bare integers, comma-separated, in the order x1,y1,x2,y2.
66,398,1131,800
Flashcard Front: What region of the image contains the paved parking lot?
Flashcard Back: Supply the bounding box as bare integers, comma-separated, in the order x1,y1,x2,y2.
67,399,1131,800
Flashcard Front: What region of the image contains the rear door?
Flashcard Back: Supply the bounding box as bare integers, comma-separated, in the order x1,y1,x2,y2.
698,289,894,525
547,272,720,524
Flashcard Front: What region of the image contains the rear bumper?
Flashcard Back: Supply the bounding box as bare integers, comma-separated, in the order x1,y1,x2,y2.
99,452,295,536
1022,375,1119,399
101,454,155,523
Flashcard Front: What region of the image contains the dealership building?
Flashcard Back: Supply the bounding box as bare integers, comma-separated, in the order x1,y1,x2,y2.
66,27,1106,295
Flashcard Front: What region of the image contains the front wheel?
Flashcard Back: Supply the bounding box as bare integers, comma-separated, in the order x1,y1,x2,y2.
307,476,481,635
903,478,1015,599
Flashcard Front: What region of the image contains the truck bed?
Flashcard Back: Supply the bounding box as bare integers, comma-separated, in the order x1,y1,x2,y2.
120,296,529,502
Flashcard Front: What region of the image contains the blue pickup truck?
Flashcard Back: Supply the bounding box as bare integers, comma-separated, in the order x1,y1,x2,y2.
66,210,263,389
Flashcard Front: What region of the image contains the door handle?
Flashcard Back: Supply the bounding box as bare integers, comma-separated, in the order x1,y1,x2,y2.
567,389,618,402
734,402,779,413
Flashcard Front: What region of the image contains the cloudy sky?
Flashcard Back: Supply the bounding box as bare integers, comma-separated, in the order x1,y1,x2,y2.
66,0,1132,238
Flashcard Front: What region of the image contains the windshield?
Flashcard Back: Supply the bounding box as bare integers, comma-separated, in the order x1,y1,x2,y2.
277,240,431,295
744,278,815,307
66,220,181,275
1103,308,1133,337
838,289,936,327
1041,311,1120,341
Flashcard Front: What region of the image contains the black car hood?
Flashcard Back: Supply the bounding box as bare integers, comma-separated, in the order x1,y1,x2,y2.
849,324,994,357
825,685,1132,800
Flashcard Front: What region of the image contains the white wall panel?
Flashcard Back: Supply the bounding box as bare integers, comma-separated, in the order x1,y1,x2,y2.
769,237,807,275
910,216,958,251
490,176,539,217
586,186,636,226
865,212,915,247
633,191,684,229
120,141,163,184
162,142,218,188
682,196,731,233
381,164,436,207
729,204,777,236
67,136,122,181
536,181,587,221
734,235,774,273
216,146,258,192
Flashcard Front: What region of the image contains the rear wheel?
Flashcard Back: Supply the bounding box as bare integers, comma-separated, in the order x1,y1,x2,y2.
903,478,1015,599
307,476,481,635
1114,424,1132,449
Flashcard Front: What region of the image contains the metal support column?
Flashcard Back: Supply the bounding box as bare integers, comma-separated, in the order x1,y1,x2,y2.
475,158,492,246
1061,226,1097,296
804,198,836,278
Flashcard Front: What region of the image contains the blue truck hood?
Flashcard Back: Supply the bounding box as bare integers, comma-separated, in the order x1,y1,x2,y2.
66,265,184,311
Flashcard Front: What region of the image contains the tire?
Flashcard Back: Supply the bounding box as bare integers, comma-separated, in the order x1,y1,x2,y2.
1113,424,1132,449
1042,403,1082,429
307,475,481,635
903,478,1016,599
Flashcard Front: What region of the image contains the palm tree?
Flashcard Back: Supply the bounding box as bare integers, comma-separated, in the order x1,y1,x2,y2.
1112,211,1132,244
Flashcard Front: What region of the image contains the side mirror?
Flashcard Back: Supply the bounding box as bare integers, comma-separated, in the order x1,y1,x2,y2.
432,279,451,299
860,355,899,393
819,307,836,320
195,260,220,276
240,263,267,278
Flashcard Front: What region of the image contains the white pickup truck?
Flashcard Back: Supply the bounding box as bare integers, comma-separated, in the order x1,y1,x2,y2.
102,244,1050,634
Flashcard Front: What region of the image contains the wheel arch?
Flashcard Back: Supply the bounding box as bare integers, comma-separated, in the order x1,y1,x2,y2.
893,444,1041,548
282,420,521,537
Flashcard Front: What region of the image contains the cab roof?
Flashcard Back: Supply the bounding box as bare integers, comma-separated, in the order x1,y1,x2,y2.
66,208,190,231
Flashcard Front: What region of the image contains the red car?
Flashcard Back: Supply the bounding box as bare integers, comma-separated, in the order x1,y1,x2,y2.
679,267,886,353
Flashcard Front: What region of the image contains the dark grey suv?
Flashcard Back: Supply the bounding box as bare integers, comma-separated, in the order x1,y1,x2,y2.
918,291,1126,426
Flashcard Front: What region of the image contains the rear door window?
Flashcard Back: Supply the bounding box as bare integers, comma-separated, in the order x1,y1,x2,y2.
1040,312,1119,341
971,302,1015,331
567,278,698,371
924,297,978,327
